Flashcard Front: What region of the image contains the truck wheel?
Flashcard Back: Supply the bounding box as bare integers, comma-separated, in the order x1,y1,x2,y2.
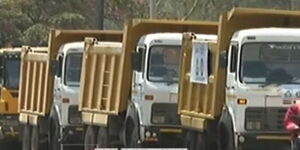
184,131,196,150
49,116,60,150
31,126,39,150
126,119,141,148
218,112,234,150
195,132,207,150
22,125,31,150
31,125,48,150
96,127,110,148
84,126,97,150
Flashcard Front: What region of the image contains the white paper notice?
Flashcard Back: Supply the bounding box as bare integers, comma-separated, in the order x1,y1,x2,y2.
190,42,208,84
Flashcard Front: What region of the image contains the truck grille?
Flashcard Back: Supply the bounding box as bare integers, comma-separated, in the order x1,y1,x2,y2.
151,103,180,125
245,107,287,131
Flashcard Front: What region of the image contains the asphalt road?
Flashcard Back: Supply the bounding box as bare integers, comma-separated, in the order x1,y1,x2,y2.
0,138,21,150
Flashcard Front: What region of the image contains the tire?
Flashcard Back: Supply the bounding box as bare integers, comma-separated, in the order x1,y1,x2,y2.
96,127,110,148
31,126,39,150
31,125,48,150
84,126,97,150
184,131,196,150
218,113,234,150
195,132,207,150
126,119,141,148
22,125,31,150
49,116,60,150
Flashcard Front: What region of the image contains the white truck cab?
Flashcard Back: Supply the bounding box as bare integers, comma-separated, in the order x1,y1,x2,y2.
51,42,84,149
224,28,299,149
129,33,217,146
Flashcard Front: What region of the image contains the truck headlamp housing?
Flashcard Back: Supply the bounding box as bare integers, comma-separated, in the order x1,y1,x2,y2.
246,120,261,130
69,114,81,124
68,106,82,124
152,115,165,124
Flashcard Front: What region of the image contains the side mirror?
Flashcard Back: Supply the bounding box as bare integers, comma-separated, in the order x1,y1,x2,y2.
132,52,142,71
220,51,227,68
51,60,58,75
52,55,63,77
132,45,145,72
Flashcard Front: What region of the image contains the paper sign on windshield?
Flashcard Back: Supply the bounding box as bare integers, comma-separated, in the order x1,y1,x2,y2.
190,42,208,84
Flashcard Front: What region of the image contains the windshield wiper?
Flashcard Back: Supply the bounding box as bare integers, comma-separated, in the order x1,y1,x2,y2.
165,80,177,86
260,77,299,88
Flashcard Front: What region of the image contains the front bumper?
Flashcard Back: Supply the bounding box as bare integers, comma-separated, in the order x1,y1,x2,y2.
142,126,183,146
0,115,19,139
237,132,290,150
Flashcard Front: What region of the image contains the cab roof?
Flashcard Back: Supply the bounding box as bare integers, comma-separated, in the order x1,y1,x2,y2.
232,28,300,41
139,33,217,45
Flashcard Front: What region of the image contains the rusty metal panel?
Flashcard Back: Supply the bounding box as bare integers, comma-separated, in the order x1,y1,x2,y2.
79,38,123,115
18,30,123,120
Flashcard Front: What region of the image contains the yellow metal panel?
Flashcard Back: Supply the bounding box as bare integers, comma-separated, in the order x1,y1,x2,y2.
93,113,108,126
0,88,18,114
180,115,206,131
178,34,221,120
19,113,28,124
82,112,93,125
256,135,290,141
79,38,122,117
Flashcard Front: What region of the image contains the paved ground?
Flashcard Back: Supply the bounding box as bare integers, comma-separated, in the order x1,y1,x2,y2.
0,138,21,150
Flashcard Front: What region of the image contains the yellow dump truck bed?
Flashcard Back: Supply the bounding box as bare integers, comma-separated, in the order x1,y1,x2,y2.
18,30,123,125
79,39,124,125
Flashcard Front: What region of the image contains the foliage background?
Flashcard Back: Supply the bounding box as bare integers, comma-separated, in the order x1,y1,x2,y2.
0,0,298,47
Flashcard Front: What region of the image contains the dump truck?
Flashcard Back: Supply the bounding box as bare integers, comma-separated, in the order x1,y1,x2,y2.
79,19,218,149
178,7,300,150
0,47,45,142
18,30,123,150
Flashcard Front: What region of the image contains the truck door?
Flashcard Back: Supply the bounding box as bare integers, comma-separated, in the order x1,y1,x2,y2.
226,43,238,102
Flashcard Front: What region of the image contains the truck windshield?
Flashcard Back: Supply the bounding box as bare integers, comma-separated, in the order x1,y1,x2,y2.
241,43,300,84
65,53,82,86
4,59,20,89
148,45,181,83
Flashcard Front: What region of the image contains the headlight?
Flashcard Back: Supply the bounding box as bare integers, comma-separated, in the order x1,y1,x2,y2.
152,115,165,124
68,106,82,124
246,121,261,130
69,114,81,124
